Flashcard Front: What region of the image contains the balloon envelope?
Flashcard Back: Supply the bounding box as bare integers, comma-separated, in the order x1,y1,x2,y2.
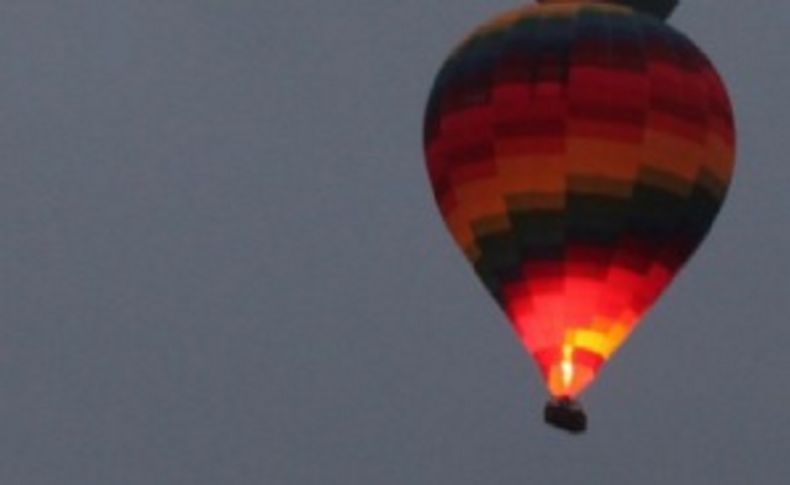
423,1,735,399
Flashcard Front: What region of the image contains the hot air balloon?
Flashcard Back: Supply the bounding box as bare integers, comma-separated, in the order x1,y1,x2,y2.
423,0,735,432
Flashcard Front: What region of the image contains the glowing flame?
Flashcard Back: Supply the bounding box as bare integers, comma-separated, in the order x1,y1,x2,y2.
561,344,574,390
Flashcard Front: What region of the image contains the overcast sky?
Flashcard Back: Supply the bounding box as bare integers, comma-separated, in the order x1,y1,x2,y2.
0,1,786,484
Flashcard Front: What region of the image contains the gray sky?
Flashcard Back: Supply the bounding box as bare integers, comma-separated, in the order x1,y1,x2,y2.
0,1,786,484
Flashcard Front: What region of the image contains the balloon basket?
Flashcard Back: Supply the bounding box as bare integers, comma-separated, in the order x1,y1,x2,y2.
544,397,587,434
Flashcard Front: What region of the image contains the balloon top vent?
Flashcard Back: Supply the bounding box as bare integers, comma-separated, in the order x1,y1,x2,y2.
536,0,678,19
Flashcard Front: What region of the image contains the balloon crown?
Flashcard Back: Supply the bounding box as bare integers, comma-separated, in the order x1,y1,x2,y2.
537,0,678,19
